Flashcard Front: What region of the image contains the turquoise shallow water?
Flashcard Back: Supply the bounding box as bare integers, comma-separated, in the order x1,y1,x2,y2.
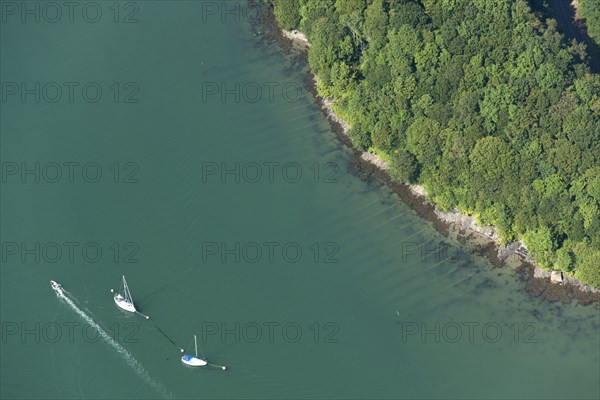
1,2,599,399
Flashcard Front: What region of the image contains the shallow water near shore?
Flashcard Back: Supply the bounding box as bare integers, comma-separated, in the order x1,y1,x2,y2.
1,2,599,399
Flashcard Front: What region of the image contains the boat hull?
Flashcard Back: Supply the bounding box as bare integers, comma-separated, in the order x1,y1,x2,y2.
114,294,136,312
181,355,207,367
50,280,63,295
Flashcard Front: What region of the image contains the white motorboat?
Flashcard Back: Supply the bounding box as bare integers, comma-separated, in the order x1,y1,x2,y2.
50,280,63,295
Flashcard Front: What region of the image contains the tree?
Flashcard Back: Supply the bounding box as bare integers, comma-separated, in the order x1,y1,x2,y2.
364,0,389,50
372,124,393,152
523,226,557,269
279,0,600,287
272,0,301,30
573,242,600,288
579,0,600,48
405,117,442,167
468,137,515,195
555,246,575,272
389,150,419,183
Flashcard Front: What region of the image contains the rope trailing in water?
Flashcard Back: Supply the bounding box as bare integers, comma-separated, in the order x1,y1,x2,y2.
153,323,184,353
181,336,227,371
191,337,227,371
111,288,150,320
110,288,226,370
110,288,182,351
207,362,227,371
135,311,151,320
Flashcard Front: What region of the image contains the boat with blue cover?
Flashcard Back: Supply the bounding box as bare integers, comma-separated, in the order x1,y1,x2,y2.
181,335,208,367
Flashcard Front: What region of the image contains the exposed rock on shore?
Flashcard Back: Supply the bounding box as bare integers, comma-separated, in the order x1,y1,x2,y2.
281,30,310,50
360,152,389,171
434,209,500,243
278,27,599,303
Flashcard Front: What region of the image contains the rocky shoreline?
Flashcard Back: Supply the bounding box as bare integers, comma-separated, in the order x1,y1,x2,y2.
255,3,599,305
318,85,598,303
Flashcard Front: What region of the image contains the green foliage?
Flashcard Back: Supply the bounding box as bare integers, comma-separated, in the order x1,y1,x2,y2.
271,0,301,30
406,117,442,167
555,246,575,272
389,150,419,183
372,124,394,152
270,0,600,287
364,0,388,50
573,241,600,288
469,137,515,195
579,0,600,48
524,226,557,269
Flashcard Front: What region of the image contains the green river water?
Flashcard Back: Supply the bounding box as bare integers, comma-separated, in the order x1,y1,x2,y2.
1,1,599,399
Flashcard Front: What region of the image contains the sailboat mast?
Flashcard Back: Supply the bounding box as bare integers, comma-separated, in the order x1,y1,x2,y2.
123,276,132,301
194,335,198,357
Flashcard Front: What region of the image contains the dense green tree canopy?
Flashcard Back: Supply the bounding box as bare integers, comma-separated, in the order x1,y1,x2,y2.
269,0,600,288
272,0,301,30
579,0,600,48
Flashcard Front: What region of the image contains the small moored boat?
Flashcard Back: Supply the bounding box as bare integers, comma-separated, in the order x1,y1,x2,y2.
181,335,208,367
113,275,136,313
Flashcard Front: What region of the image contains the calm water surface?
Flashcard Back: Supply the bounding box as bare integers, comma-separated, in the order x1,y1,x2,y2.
1,2,599,399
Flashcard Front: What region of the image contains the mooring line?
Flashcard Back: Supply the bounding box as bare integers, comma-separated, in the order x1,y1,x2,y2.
153,322,184,353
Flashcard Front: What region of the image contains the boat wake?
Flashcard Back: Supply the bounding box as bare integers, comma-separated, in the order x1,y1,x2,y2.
55,290,170,398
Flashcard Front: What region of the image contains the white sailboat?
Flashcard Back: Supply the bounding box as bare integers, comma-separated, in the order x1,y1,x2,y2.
113,275,136,313
181,335,208,367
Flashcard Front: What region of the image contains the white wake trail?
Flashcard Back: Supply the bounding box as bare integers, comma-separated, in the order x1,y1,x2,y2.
55,291,170,398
